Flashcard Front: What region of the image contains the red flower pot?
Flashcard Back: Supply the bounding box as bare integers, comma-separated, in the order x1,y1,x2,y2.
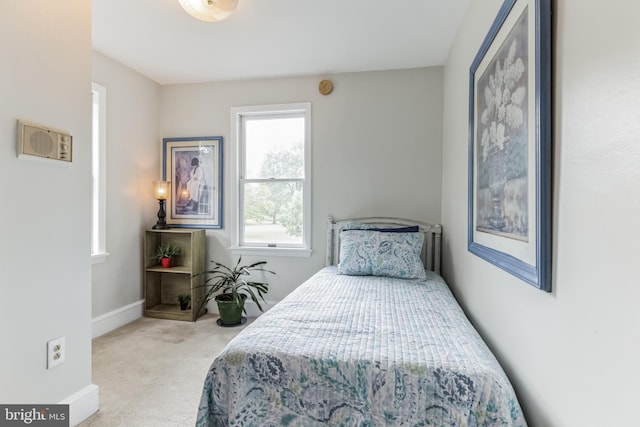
160,257,172,268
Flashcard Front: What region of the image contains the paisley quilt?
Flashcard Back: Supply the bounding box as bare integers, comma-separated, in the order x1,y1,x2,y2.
196,267,526,426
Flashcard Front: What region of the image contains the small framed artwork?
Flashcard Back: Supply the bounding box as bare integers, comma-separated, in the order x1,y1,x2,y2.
162,136,223,229
468,0,552,291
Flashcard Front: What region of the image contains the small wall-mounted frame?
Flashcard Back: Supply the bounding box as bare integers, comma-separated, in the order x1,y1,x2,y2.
17,120,72,163
162,136,223,229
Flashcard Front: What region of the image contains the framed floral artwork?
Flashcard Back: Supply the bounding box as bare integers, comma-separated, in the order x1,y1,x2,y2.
468,0,552,291
162,136,223,229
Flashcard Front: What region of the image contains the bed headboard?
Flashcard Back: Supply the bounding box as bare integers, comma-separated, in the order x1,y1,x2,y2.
326,216,442,274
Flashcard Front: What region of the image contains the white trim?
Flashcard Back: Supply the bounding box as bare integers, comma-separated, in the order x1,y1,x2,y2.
229,246,311,258
59,384,99,427
91,299,144,338
91,82,107,258
91,252,110,264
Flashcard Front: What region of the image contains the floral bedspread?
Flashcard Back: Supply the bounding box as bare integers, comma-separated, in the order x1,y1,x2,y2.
196,267,526,426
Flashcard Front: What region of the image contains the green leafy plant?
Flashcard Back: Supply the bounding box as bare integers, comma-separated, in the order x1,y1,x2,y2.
196,257,274,317
153,243,181,261
177,293,191,305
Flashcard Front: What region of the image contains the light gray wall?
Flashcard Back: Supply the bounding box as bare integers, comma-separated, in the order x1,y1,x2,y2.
91,52,161,318
161,68,444,302
0,1,93,404
441,0,640,425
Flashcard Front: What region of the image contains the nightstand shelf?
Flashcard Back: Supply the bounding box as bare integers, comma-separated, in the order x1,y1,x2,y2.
143,229,206,321
145,265,193,274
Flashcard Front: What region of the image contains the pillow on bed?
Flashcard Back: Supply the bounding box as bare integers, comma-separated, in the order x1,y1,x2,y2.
374,225,419,233
342,222,420,233
337,230,426,280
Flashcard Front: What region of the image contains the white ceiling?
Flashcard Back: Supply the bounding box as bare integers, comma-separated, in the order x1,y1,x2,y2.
92,0,469,85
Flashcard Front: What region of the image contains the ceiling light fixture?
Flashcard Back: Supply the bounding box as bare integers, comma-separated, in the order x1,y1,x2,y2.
178,0,238,23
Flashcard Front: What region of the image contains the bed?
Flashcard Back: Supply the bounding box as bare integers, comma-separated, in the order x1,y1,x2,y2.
196,217,526,426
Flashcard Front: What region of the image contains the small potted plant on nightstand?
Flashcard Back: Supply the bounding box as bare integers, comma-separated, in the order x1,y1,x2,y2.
177,293,191,310
153,243,181,268
196,257,274,326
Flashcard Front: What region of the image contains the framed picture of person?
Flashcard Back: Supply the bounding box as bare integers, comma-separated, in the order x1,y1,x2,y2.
162,136,222,229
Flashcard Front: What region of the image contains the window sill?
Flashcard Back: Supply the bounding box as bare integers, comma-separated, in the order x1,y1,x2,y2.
91,252,110,264
229,246,312,258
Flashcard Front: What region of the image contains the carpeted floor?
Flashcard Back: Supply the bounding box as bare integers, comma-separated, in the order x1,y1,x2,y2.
79,314,252,427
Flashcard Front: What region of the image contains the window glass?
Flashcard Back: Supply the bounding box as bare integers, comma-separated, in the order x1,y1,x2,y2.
244,116,304,180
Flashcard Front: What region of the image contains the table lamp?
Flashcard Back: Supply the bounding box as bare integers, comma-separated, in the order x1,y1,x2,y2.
152,181,171,230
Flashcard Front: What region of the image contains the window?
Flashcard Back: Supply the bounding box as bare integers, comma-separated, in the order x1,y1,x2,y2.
91,82,108,263
230,103,311,257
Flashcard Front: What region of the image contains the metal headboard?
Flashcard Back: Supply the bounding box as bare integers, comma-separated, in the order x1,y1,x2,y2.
326,216,442,274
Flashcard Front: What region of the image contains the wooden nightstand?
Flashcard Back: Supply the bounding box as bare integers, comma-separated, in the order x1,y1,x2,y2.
143,229,206,321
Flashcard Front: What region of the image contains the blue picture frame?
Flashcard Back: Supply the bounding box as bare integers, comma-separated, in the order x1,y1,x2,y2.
162,136,223,229
468,0,552,291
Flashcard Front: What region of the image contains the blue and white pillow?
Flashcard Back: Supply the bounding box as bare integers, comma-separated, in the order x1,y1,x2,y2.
337,230,426,280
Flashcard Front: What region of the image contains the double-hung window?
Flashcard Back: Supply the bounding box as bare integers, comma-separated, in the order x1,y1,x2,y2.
231,103,311,257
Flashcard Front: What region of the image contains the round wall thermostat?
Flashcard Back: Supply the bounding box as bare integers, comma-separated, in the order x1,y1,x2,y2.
318,80,333,95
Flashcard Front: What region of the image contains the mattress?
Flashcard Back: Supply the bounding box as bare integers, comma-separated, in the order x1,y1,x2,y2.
196,267,526,426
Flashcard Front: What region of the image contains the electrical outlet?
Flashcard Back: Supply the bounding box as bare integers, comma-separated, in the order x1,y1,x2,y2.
47,337,65,369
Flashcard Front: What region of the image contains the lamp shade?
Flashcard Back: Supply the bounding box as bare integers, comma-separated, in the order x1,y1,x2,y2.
178,0,238,22
153,181,170,200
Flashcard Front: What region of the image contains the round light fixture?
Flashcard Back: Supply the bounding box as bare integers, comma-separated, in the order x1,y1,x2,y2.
178,0,238,23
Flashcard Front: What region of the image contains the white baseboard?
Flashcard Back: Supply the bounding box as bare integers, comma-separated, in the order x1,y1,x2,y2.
205,299,277,318
92,299,144,338
60,384,99,426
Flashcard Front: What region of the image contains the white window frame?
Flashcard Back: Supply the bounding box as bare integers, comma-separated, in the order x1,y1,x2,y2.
230,103,312,257
91,82,109,264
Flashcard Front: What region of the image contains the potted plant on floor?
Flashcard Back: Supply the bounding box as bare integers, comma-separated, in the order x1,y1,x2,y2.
153,243,181,268
196,257,274,325
177,293,191,310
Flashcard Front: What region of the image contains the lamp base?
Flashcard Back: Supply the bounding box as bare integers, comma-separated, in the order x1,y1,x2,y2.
153,199,171,230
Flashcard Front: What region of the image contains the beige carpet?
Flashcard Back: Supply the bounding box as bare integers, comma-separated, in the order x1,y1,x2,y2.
79,314,252,427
